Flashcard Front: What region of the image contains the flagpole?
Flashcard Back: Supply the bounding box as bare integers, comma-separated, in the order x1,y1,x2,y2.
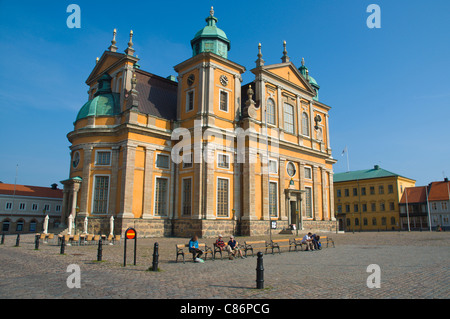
346,147,350,172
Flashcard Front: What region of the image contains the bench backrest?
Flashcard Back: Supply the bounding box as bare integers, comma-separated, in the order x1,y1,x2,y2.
244,240,266,245
272,239,289,243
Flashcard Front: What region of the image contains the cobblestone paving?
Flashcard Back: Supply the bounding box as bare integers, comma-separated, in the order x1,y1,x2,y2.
0,231,449,299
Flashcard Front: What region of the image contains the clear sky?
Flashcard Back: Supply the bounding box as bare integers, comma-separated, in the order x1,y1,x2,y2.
0,0,449,188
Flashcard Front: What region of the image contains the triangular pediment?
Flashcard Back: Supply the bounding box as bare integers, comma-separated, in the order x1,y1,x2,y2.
85,51,138,86
260,62,316,96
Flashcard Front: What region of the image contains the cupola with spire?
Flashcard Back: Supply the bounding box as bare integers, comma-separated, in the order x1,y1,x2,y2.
190,7,231,59
299,57,320,101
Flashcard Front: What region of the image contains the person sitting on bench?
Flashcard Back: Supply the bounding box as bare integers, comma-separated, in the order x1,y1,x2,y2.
189,235,203,262
227,236,245,259
302,232,314,251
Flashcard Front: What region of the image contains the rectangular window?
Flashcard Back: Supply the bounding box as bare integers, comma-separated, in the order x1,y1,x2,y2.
390,202,395,211
336,189,341,198
269,182,278,217
93,176,109,214
186,90,194,112
388,185,394,194
156,154,170,169
5,202,12,210
361,187,366,196
19,203,26,210
32,204,38,211
443,202,448,210
217,153,230,169
337,205,342,213
266,99,276,125
305,187,312,218
353,188,358,196
354,204,359,213
43,204,50,212
182,178,192,216
344,189,349,197
379,185,384,194
269,159,278,174
345,205,350,213
96,151,111,166
370,186,375,195
371,203,376,212
304,166,312,179
362,204,367,212
219,91,228,112
217,178,229,217
284,103,295,134
56,205,61,212
154,178,168,216
380,202,385,211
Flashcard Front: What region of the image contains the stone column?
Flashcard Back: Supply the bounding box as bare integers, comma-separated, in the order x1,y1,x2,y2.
119,144,136,218
242,148,256,220
108,146,120,217
204,145,215,219
78,146,93,217
312,166,320,221
278,158,286,221
329,171,335,221
321,167,329,221
142,147,155,219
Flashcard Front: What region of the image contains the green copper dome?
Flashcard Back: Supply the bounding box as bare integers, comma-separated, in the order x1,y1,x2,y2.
191,7,230,59
299,58,320,101
75,73,121,122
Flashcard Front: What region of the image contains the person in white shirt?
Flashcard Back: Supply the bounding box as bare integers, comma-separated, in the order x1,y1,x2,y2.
302,232,314,251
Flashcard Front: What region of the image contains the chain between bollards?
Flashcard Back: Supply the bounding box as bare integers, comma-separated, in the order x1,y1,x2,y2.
256,251,264,289
152,242,159,271
97,238,103,262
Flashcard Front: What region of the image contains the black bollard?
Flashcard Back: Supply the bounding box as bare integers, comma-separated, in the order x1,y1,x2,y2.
256,252,264,289
1,233,4,245
60,236,66,255
97,238,103,262
35,234,40,250
15,234,20,247
152,242,159,271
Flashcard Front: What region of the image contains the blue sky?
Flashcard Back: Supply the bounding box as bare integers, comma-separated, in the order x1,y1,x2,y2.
0,0,449,187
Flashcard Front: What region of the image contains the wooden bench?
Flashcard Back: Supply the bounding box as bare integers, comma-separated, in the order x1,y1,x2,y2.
269,239,291,254
289,237,304,252
175,243,213,263
243,240,269,257
320,236,335,248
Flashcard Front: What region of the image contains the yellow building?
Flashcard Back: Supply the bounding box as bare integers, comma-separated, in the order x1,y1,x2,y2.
334,165,415,231
60,8,337,237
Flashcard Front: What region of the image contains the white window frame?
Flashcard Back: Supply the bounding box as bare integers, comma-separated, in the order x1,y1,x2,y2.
186,89,195,113
304,166,312,179
266,98,276,125
32,203,38,211
269,158,278,174
95,150,112,166
19,203,26,211
269,180,278,218
181,177,193,216
154,176,170,217
304,186,313,219
302,112,310,137
217,152,230,170
155,153,171,170
219,90,229,113
216,177,230,218
284,103,295,134
5,202,12,210
91,174,110,215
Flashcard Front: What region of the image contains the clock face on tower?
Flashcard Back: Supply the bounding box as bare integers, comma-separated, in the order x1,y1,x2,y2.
72,151,80,168
220,75,228,86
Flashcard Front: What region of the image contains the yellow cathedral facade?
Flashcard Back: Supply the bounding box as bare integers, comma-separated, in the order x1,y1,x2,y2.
60,8,337,238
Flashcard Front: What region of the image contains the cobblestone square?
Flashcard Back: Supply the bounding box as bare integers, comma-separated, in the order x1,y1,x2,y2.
0,231,448,300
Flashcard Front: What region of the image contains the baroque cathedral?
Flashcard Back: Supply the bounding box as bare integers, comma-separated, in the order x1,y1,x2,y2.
60,8,337,237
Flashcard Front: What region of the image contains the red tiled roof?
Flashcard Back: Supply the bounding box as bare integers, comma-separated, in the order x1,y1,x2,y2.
399,186,427,204
0,183,63,199
428,181,450,201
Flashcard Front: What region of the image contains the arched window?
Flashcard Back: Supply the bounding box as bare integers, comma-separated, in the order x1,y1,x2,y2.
266,98,276,125
284,103,295,134
302,112,309,136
